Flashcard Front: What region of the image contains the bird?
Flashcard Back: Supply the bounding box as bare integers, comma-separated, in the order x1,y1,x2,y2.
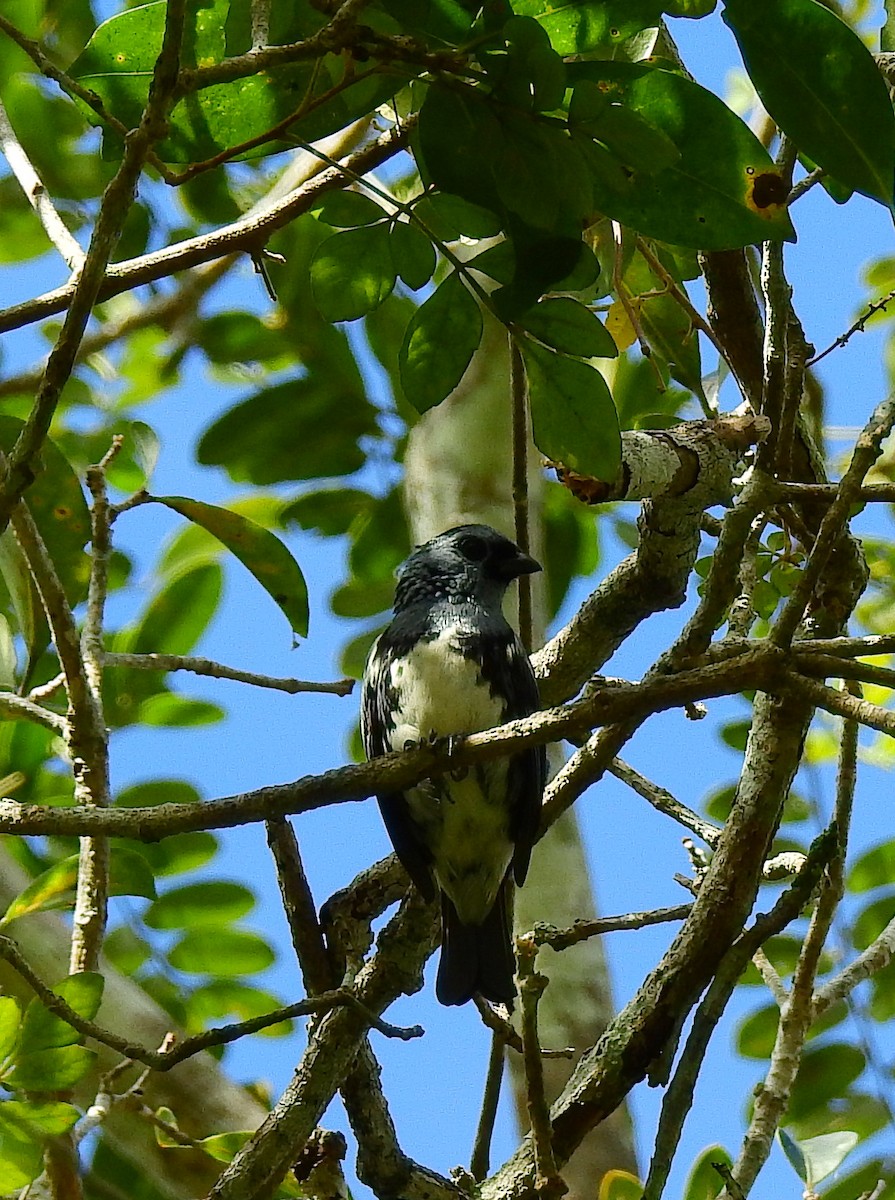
361,524,547,1006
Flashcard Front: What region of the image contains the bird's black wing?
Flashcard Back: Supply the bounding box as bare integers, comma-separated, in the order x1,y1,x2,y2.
467,617,547,887
361,629,436,902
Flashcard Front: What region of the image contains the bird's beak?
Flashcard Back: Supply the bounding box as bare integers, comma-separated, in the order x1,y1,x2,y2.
501,551,542,580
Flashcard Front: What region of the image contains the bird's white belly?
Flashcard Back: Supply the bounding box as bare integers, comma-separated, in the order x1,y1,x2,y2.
388,628,513,924
387,627,503,746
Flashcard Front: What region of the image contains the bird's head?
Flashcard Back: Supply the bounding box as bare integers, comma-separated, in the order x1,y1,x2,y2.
394,524,541,611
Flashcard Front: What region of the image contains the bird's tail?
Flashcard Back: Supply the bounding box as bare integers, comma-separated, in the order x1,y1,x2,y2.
436,884,516,1007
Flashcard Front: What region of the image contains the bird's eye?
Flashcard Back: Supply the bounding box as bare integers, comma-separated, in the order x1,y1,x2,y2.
457,534,488,561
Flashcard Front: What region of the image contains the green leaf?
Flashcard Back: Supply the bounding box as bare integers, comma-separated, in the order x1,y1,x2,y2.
187,980,293,1037
281,488,373,537
787,1044,865,1122
70,0,405,163
512,0,664,55
567,62,796,249
311,225,396,322
0,416,91,672
418,83,593,235
313,191,389,228
0,614,17,689
167,927,276,976
519,339,621,479
144,881,255,931
736,1003,778,1058
598,1170,644,1200
519,297,618,359
1,849,156,926
5,1045,95,1091
417,193,503,239
682,1145,732,1200
1,859,80,925
114,782,217,878
132,562,223,656
778,1128,807,1183
490,16,566,113
851,892,895,950
0,998,21,1066
196,313,288,367
377,0,475,43
104,926,151,975
849,840,895,892
139,694,225,727
0,1101,78,1138
779,1131,860,1188
155,496,309,639
0,1104,44,1191
19,973,103,1053
723,0,895,208
199,1130,251,1164
390,221,437,291
198,376,378,485
398,272,483,413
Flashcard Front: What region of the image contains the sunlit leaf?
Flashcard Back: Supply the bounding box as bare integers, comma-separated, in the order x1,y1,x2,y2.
511,0,664,55
724,0,895,208
144,881,255,931
0,998,21,1066
5,1044,95,1091
155,496,309,638
567,62,796,248
168,928,276,976
1,849,156,925
682,1144,732,1200
19,973,103,1053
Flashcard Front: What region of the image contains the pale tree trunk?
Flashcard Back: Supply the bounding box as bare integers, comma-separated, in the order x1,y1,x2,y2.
403,315,638,1194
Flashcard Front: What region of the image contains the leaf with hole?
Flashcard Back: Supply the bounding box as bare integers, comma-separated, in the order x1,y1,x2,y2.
511,0,665,55
566,61,795,248
724,0,895,209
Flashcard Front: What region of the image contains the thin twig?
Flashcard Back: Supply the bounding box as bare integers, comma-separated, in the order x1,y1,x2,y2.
772,394,895,646
0,691,67,734
529,904,692,952
0,0,187,535
0,97,84,269
609,758,721,846
0,934,421,1070
643,830,833,1200
470,1033,506,1181
516,935,567,1199
510,335,533,652
0,122,413,336
9,499,111,974
751,948,788,1007
729,827,841,1195
102,651,355,695
807,288,895,368
83,440,122,698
